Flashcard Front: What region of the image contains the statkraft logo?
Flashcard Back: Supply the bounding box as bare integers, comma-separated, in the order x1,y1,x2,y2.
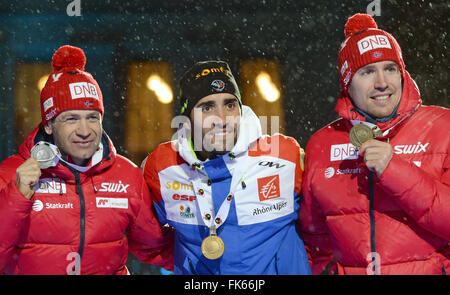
32,200,74,211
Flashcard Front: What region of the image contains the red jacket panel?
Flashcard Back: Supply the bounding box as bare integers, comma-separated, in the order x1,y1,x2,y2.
0,126,174,274
299,72,450,275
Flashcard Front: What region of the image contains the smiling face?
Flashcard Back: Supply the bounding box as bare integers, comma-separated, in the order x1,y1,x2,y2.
189,92,241,159
44,109,102,166
348,60,403,119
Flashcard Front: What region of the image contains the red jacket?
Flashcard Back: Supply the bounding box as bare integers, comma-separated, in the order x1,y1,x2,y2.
299,71,450,275
0,126,174,274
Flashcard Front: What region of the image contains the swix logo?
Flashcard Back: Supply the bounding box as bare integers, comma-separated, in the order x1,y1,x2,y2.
257,175,281,202
330,144,358,161
99,181,130,193
394,142,429,154
357,35,392,55
46,109,57,121
96,197,128,209
69,82,99,100
258,161,286,169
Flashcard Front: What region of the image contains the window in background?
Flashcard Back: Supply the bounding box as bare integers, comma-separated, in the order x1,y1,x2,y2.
125,61,174,164
239,60,284,135
14,63,52,145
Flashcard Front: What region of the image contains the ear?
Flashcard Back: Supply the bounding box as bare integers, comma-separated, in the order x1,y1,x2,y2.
43,121,53,135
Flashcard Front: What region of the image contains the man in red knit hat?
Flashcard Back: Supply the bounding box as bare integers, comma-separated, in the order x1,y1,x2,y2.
298,13,450,274
0,45,174,274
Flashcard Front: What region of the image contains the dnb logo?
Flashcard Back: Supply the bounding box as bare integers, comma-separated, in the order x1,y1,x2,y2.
257,175,280,202
357,35,392,55
211,80,225,92
330,143,358,161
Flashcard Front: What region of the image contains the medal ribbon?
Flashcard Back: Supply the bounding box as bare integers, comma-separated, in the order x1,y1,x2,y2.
190,153,250,230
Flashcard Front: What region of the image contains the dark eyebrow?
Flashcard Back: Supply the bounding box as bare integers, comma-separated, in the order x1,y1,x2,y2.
60,111,100,120
60,113,80,119
384,62,399,69
224,98,238,105
358,64,376,72
196,101,216,108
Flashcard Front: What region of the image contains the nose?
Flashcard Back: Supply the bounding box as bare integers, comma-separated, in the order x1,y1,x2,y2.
75,119,91,139
212,107,228,129
374,71,388,91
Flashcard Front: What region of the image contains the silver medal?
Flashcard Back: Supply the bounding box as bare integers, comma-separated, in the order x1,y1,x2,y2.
30,142,56,169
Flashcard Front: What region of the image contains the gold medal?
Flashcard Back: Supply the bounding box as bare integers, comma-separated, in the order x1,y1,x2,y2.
349,124,382,149
201,226,225,260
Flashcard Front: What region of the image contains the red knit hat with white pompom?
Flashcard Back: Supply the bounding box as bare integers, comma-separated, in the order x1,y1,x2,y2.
40,45,104,125
338,13,405,94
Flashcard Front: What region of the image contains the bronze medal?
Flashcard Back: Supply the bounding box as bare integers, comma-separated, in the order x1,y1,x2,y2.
349,124,382,149
201,226,225,260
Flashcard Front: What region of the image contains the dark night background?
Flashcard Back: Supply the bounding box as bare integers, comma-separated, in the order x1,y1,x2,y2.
0,0,448,274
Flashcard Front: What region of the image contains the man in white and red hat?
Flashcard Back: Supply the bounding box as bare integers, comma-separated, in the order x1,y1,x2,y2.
0,45,174,274
298,14,450,275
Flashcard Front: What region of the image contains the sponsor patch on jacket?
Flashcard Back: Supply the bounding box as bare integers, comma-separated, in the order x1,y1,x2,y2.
35,178,66,194
393,142,429,154
32,200,73,212
96,197,128,209
257,175,281,201
330,143,358,161
99,182,130,193
235,158,295,226
324,167,362,178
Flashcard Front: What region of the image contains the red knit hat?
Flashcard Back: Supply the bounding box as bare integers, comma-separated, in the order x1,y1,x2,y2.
40,45,104,125
338,14,405,94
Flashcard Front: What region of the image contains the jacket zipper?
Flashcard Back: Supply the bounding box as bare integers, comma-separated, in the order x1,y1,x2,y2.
73,170,86,260
368,171,378,275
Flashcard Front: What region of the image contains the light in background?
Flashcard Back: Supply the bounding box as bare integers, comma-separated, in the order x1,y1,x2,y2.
14,63,52,145
126,62,174,164
255,72,280,102
146,74,173,104
239,60,284,135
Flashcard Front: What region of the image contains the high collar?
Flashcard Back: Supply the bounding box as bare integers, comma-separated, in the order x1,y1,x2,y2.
176,105,262,167
334,70,422,134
